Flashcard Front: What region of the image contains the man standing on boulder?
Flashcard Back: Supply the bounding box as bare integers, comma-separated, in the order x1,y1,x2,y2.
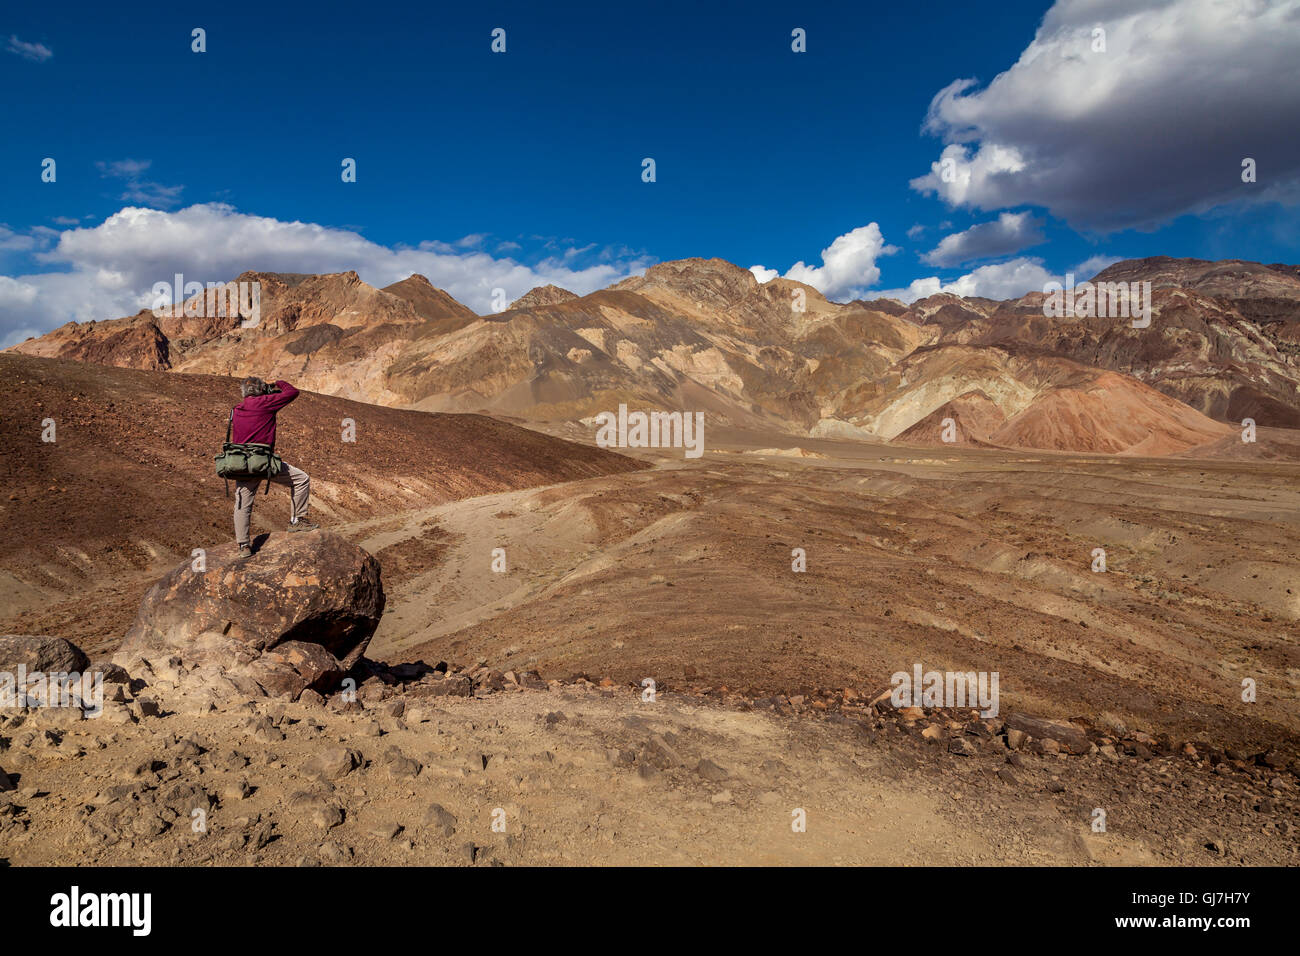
232,377,317,559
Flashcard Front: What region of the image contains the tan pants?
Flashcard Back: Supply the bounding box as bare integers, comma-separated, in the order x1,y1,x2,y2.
233,462,310,545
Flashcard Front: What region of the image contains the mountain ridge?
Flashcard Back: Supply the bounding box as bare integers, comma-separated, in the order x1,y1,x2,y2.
8,255,1299,456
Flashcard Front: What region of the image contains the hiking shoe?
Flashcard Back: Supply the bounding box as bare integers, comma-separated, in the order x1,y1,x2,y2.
288,520,320,532
236,543,253,560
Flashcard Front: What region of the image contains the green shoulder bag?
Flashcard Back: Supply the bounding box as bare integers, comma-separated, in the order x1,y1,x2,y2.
215,410,284,494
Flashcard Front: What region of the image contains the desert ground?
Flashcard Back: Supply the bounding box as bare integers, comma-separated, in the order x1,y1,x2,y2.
3,407,1297,865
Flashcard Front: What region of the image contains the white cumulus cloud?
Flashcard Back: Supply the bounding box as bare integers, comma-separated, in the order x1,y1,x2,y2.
0,204,653,346
750,223,898,301
866,257,1055,304
910,0,1300,230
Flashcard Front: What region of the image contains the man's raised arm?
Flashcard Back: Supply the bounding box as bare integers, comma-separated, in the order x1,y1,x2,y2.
257,380,300,411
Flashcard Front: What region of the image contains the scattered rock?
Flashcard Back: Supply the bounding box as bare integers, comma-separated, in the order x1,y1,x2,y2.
1004,713,1090,755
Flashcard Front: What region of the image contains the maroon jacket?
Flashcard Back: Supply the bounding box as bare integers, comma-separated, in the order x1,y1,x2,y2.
230,380,298,448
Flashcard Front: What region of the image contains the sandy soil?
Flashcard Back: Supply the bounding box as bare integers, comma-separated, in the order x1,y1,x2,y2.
2,675,1294,866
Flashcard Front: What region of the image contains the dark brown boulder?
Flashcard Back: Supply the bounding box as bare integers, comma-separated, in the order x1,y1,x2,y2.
114,531,384,700
0,635,90,676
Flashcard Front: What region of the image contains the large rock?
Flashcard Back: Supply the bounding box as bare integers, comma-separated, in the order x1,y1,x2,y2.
114,531,384,700
0,636,92,708
0,635,90,675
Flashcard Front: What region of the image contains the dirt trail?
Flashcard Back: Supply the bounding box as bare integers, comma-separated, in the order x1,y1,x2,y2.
355,481,610,655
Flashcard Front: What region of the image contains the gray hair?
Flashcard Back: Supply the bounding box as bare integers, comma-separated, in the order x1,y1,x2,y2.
240,376,269,399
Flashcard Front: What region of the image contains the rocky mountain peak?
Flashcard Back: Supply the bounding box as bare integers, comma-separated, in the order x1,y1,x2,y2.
614,257,759,310
510,285,579,310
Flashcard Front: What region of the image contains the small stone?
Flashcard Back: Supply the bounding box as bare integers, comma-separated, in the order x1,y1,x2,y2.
251,821,275,850
250,717,286,743
423,803,458,837
1261,750,1288,770
949,737,976,756
696,759,729,782
643,734,685,769
383,751,422,779
226,777,253,801
100,700,135,725
318,841,350,863
100,663,131,685
303,747,360,780
312,804,344,829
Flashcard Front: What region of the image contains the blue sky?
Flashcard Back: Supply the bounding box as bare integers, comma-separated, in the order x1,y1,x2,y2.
2,0,1299,343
